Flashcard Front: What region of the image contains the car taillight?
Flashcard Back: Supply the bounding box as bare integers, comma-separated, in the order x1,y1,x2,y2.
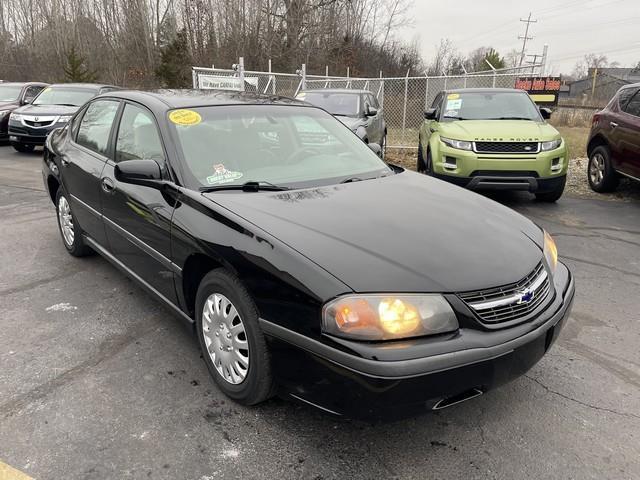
592,113,600,127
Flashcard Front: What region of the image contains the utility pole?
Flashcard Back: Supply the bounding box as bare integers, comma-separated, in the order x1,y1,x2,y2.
518,12,537,66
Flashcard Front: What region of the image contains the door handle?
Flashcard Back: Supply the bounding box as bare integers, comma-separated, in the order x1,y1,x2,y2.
101,177,115,194
610,121,619,128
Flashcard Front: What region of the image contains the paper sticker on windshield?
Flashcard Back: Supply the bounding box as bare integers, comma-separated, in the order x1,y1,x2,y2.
446,99,462,110
169,109,202,126
206,164,243,185
447,93,460,100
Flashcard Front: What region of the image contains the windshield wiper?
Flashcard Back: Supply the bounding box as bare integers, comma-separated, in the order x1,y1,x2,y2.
486,117,533,120
55,103,79,107
200,180,289,193
444,116,468,120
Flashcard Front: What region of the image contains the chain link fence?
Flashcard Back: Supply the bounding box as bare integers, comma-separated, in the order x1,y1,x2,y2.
193,62,541,150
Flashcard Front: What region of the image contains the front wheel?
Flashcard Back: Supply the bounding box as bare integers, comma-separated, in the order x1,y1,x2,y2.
195,269,274,405
535,176,567,203
417,141,426,173
11,142,35,153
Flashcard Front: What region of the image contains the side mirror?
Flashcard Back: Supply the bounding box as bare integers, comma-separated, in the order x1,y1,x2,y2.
540,107,552,120
424,108,438,120
367,142,382,156
21,97,34,105
115,159,162,188
366,106,378,117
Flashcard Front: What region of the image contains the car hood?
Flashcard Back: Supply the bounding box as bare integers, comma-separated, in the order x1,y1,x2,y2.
204,171,544,294
336,115,365,131
439,120,560,141
14,104,80,116
0,101,19,110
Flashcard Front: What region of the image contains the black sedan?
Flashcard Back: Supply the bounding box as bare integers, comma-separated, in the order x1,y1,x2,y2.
9,83,119,152
43,89,574,417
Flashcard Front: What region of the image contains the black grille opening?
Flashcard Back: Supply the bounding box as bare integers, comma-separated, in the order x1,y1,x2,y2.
474,142,539,154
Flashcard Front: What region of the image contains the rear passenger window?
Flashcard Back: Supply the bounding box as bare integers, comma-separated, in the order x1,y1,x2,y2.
76,100,119,156
115,104,165,163
622,91,640,117
618,88,637,110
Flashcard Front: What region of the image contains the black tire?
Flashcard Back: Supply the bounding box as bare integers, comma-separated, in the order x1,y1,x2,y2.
195,269,274,406
417,140,426,173
55,188,93,257
11,142,35,153
425,148,433,175
535,176,567,203
588,145,619,193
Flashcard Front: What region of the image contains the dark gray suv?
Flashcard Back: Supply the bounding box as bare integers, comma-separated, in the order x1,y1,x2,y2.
297,89,386,155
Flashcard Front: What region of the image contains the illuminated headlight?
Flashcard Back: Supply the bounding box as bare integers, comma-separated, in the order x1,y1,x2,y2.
543,230,558,275
440,137,472,151
10,113,23,122
322,294,459,341
541,139,562,151
57,115,72,123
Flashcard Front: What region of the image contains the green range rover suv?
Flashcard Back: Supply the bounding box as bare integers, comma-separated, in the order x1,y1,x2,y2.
417,88,567,202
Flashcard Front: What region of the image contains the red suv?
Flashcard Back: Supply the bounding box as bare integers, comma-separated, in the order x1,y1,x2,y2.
587,83,640,192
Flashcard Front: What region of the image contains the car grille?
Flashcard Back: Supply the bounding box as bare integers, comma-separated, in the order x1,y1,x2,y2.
24,119,55,128
458,262,552,325
474,142,539,154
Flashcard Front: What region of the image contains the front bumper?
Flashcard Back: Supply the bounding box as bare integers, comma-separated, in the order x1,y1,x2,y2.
262,262,574,418
431,142,568,192
8,122,62,145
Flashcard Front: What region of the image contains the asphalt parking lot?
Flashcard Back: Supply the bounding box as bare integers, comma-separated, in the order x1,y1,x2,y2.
1,145,639,480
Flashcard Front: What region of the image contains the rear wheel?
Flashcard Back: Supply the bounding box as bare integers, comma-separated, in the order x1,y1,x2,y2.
55,188,93,256
11,142,35,153
195,269,274,405
535,176,566,203
588,145,619,192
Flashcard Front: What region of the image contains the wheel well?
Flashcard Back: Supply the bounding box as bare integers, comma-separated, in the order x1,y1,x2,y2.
587,134,608,158
182,254,223,318
47,175,59,205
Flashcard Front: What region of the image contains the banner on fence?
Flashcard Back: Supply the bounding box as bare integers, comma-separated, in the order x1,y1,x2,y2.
515,77,562,107
198,75,259,91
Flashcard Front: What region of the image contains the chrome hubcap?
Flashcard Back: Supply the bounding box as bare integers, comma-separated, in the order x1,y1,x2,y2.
58,196,74,246
589,153,605,185
202,293,249,384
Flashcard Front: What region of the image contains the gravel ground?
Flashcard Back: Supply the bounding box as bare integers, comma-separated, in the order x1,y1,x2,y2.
386,150,640,202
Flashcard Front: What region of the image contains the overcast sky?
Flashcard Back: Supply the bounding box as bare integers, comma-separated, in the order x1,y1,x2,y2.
398,0,640,75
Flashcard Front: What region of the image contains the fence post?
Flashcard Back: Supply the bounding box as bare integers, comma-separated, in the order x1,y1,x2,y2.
402,68,410,147
301,63,306,91
424,75,429,110
238,56,245,92
192,68,197,89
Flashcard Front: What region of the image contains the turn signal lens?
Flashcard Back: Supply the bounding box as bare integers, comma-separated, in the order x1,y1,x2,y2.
543,230,558,274
323,294,458,341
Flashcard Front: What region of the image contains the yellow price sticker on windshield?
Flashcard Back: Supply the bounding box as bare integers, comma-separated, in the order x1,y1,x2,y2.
169,109,202,126
447,93,460,100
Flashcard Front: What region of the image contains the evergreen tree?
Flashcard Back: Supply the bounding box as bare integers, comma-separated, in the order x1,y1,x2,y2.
63,46,98,82
155,29,192,88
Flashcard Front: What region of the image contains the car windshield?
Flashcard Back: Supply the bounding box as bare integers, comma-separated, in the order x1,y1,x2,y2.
441,92,542,121
298,92,360,116
0,85,23,102
169,105,391,190
32,87,97,107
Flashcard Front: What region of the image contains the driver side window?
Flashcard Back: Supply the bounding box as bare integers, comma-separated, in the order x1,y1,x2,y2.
431,93,444,118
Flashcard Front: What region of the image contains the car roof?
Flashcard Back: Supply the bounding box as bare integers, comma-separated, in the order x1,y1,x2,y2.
0,82,49,87
47,83,119,90
97,89,309,111
444,88,528,94
300,89,372,95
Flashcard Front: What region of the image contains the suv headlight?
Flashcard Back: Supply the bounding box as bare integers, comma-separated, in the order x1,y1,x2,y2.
543,230,558,275
57,115,72,123
322,294,459,341
10,113,23,122
440,137,472,151
541,138,562,151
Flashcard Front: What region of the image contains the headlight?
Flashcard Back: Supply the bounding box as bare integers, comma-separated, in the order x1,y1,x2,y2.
440,137,472,151
10,113,23,122
543,230,558,275
322,294,459,341
57,115,72,123
541,139,562,151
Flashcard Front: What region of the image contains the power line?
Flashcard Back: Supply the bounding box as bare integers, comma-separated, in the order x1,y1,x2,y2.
518,12,537,66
